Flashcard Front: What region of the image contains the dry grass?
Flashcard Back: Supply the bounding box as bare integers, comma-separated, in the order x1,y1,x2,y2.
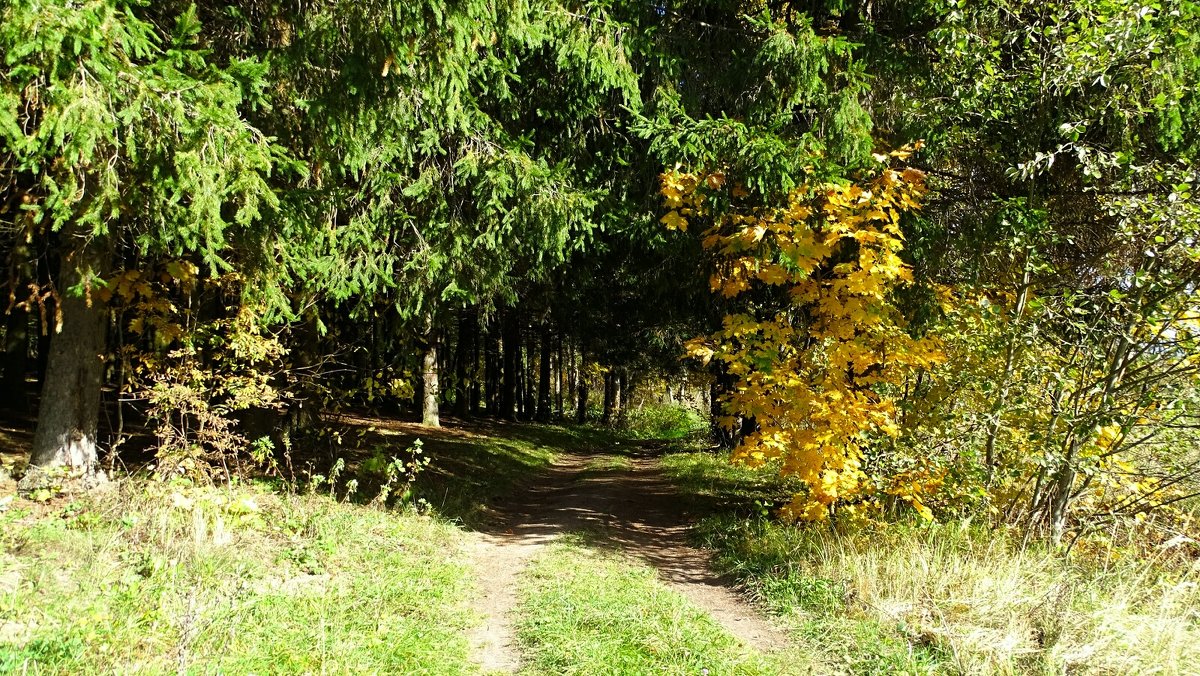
794,525,1199,674
669,450,1200,674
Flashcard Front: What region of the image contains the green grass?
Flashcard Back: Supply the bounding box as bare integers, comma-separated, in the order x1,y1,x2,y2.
620,404,708,440
305,417,585,527
515,539,802,676
661,448,1200,675
0,481,475,674
660,447,804,515
581,455,633,475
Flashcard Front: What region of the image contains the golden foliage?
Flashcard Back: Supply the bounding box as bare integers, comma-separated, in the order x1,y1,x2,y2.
663,147,946,521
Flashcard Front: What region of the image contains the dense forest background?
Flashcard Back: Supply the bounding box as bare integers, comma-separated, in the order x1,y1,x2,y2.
2,0,1199,545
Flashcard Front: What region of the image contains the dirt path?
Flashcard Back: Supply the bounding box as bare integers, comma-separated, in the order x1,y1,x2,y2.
465,443,790,672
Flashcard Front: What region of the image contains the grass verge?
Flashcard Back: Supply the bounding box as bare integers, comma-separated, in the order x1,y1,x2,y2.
0,481,474,674
663,448,1200,675
515,538,800,676
299,416,581,527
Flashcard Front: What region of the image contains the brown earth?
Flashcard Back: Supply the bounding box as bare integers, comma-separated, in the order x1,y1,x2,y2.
465,442,791,673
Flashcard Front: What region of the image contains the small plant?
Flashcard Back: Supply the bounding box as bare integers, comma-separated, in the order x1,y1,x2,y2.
107,272,291,484
370,439,432,509
328,458,345,499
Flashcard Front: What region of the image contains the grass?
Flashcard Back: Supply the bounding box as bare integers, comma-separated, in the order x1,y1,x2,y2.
0,481,475,675
620,404,709,441
515,538,801,675
660,447,805,515
662,448,1200,675
13,419,1191,674
299,416,581,527
581,456,633,475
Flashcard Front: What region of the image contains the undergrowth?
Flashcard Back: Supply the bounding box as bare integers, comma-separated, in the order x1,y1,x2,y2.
663,448,1200,675
620,404,708,440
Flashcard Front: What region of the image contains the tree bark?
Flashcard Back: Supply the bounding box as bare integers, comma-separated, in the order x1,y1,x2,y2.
34,248,57,387
984,256,1033,481
602,370,615,425
576,348,588,424
420,309,440,427
469,312,482,415
616,368,629,427
567,339,578,419
29,230,109,474
2,305,29,413
501,310,519,420
554,334,564,419
484,316,499,415
3,232,33,414
454,309,474,418
522,338,535,419
710,377,736,448
536,325,552,422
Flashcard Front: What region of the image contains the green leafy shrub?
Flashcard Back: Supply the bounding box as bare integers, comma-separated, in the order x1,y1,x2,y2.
621,404,707,440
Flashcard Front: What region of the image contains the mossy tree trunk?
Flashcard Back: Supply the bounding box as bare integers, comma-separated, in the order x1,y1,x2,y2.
420,309,440,428
29,229,109,475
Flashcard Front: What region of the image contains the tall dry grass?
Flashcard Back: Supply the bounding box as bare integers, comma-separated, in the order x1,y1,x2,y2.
699,517,1199,674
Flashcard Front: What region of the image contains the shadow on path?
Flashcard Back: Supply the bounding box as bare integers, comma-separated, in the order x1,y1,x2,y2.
465,441,790,672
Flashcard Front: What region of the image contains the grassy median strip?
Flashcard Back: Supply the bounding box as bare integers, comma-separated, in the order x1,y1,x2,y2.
515,539,798,676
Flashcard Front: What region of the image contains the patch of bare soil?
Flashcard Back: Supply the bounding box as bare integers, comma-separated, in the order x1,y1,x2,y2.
465,443,790,673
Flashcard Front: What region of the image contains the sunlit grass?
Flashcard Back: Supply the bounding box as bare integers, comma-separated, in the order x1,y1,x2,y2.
515,539,802,675
664,448,1200,675
0,482,475,674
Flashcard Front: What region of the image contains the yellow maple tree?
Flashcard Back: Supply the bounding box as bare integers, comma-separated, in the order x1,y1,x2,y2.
663,147,946,522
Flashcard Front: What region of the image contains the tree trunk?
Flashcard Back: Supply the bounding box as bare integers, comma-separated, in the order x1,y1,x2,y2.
516,344,526,419
710,378,736,448
567,340,578,418
277,307,322,448
420,310,440,427
34,248,57,388
602,371,615,425
501,310,519,420
984,256,1033,481
29,230,109,475
3,232,33,414
576,349,588,424
554,334,564,419
485,316,499,415
616,369,629,426
523,338,535,419
536,325,552,422
1048,436,1081,543
470,312,482,415
2,306,29,413
454,309,474,418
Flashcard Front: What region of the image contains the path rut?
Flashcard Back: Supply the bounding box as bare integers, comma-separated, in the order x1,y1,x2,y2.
465,443,790,672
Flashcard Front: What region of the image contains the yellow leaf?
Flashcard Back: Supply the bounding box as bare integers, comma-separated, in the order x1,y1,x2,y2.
660,210,689,232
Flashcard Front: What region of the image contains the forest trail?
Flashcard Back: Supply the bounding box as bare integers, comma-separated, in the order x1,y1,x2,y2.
464,442,790,672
